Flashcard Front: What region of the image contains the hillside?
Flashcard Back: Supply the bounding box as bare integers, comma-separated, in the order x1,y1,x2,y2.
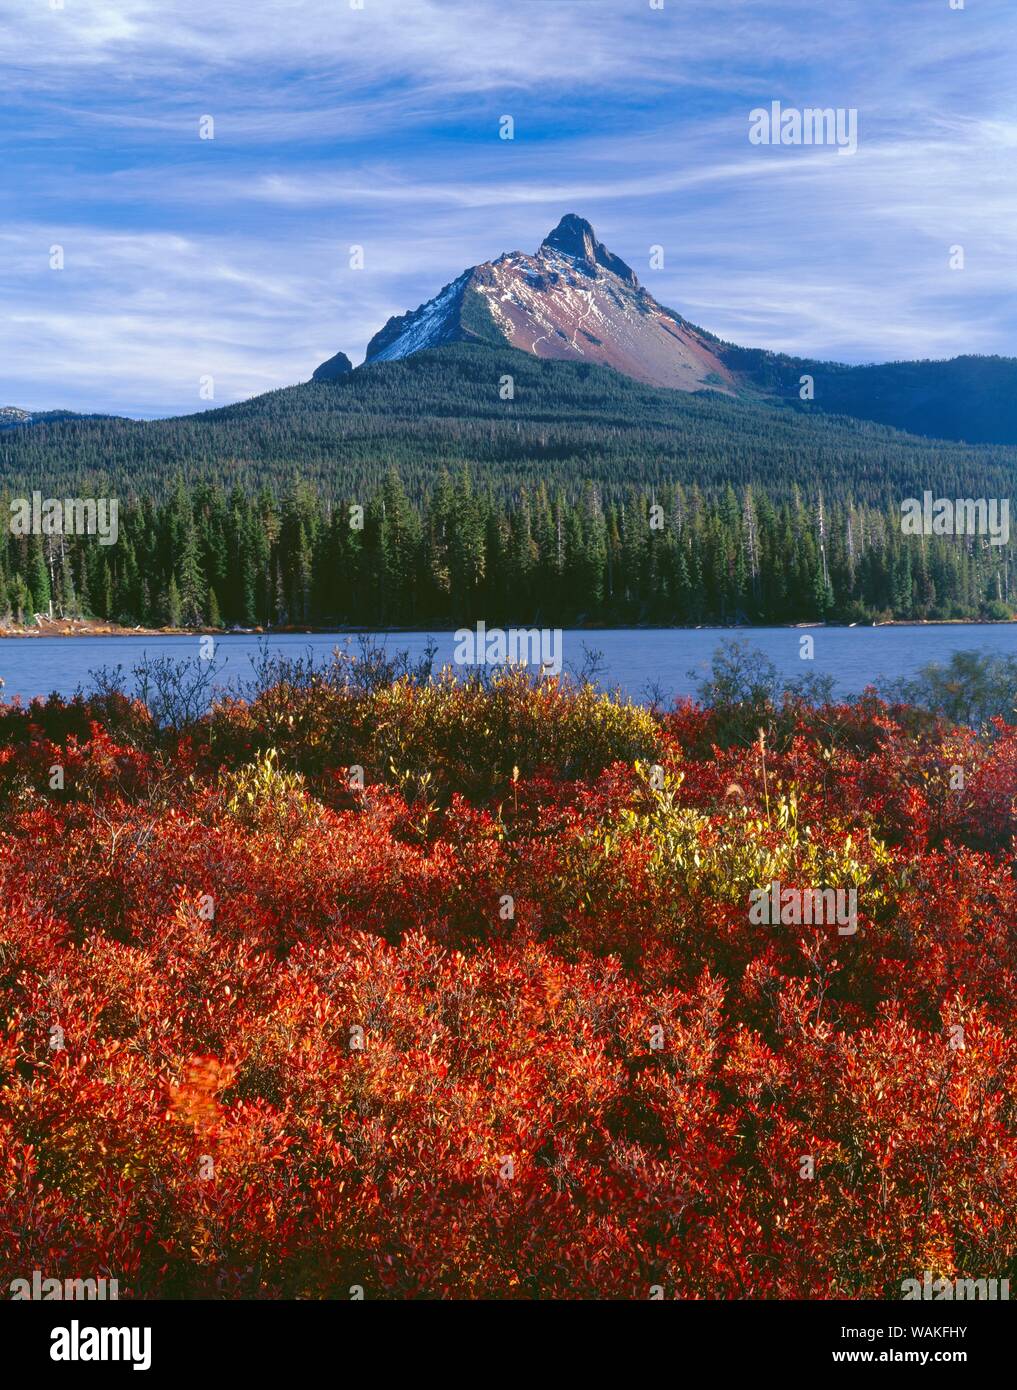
718,346,1017,447
1,342,1013,507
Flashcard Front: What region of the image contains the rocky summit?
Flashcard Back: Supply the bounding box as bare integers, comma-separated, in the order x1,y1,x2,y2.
332,215,737,394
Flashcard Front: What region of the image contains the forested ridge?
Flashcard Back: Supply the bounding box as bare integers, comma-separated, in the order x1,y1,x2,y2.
716,346,1017,447
3,343,1015,504
1,344,1013,628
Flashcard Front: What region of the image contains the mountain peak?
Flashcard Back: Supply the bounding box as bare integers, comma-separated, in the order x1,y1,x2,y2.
539,214,638,286
348,213,734,391
540,213,598,260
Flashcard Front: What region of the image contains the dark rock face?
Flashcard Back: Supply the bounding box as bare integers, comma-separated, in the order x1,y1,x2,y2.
541,213,599,261
540,213,639,287
311,351,354,381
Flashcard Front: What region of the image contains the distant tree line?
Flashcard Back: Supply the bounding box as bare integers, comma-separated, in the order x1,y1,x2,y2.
1,472,1012,629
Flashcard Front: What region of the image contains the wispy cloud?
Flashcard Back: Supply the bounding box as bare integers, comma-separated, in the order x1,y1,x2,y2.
2,0,1015,414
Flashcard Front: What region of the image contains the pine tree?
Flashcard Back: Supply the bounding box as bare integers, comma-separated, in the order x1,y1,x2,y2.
164,576,182,628
27,536,51,618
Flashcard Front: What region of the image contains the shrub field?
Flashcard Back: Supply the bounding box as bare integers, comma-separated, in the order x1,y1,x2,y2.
0,662,1015,1298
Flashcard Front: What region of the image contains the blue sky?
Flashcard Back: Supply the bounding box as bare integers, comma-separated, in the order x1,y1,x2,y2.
3,0,1015,417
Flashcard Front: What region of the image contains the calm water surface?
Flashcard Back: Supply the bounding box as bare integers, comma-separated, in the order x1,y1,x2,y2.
0,625,1013,707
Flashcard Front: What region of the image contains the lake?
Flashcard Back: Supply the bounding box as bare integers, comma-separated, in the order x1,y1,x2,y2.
0,625,1013,707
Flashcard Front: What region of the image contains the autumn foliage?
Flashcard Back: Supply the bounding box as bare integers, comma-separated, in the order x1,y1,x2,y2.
0,670,1015,1299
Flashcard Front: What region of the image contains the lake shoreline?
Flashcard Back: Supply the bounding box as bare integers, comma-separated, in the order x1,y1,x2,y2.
1,617,1014,640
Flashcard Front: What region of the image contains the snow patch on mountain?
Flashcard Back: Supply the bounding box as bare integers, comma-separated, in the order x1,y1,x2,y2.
368,273,470,362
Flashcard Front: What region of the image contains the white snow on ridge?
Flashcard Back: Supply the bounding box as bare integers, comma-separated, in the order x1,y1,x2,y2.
368,272,470,362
